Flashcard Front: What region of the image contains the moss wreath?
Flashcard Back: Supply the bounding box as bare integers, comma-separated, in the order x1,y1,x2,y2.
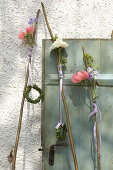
56,123,67,141
24,84,43,104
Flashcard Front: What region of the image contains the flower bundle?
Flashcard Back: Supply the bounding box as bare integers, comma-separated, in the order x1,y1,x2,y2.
41,3,79,170
50,38,69,141
50,37,69,66
11,10,41,170
71,47,102,170
18,17,38,47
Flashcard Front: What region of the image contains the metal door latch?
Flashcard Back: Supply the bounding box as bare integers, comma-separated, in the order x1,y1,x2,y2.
49,144,68,166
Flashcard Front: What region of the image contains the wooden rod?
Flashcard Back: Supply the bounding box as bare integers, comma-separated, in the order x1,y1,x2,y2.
82,47,101,170
41,3,79,170
61,88,79,170
41,2,54,42
12,9,40,170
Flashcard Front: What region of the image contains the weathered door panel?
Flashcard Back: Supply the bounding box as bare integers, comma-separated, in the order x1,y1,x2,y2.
100,40,113,74
97,87,113,169
42,39,113,170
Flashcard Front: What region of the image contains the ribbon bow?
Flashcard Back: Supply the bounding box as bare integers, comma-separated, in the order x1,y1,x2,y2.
88,99,102,157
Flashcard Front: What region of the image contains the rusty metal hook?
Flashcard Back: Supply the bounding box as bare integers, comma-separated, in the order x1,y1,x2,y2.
49,144,68,166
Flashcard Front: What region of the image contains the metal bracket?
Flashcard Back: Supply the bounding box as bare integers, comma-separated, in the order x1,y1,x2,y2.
49,144,68,166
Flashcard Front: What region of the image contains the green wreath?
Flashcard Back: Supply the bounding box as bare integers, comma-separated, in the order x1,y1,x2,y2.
24,84,44,104
56,123,67,141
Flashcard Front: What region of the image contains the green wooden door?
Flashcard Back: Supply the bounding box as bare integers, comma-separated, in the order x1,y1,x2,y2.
42,39,113,170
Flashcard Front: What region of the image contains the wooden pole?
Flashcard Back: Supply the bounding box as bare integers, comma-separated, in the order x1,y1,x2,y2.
12,9,40,170
41,3,79,170
82,47,101,170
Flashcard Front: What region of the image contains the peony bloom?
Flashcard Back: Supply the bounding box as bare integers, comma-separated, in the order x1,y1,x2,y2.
18,31,26,40
71,71,89,83
50,38,69,51
26,26,34,34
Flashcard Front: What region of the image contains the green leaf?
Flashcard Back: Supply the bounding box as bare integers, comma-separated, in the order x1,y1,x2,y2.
84,67,86,71
54,34,58,41
93,93,99,100
60,56,67,66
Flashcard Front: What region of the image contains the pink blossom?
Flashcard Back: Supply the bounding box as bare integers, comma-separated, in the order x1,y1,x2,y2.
87,67,93,73
18,31,26,40
26,26,34,34
71,71,89,83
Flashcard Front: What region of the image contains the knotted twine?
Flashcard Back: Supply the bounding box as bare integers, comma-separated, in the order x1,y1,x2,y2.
88,99,102,157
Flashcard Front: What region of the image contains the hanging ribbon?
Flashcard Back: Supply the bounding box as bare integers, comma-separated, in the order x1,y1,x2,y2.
55,65,67,141
88,99,102,157
55,64,64,129
26,47,33,87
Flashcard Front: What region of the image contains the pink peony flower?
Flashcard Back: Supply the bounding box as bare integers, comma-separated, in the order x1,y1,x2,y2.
26,26,34,34
18,31,26,40
71,71,89,83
